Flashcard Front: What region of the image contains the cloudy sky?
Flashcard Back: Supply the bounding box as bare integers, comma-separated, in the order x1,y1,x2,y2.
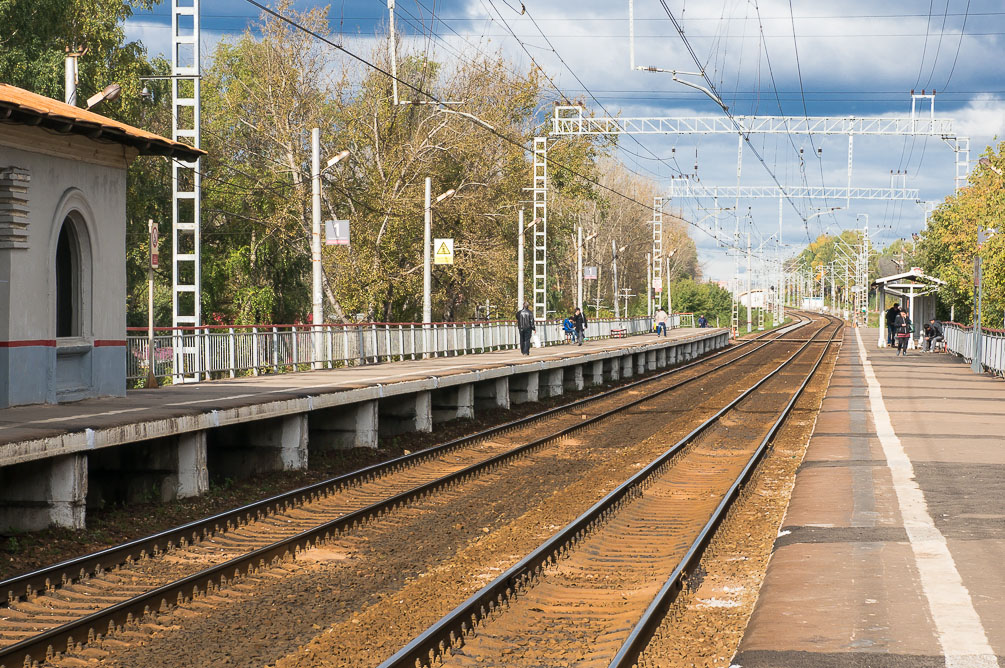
125,0,1005,281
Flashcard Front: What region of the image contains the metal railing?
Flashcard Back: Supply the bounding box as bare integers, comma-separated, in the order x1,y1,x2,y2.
126,316,660,383
944,322,1005,376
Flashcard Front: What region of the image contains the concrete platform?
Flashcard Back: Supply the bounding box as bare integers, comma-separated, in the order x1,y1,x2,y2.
0,328,727,531
733,328,1005,667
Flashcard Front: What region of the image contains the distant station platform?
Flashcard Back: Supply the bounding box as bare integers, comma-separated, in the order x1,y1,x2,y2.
0,328,727,531
734,328,1005,667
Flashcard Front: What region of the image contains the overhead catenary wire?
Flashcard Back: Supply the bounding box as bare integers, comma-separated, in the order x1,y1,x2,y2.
655,0,808,229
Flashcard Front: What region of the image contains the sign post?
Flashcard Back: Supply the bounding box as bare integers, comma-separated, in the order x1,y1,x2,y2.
147,219,159,389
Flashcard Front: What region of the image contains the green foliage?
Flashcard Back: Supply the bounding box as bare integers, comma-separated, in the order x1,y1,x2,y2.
919,140,1005,325
669,279,737,324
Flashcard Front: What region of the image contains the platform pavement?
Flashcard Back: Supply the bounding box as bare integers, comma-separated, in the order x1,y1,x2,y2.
733,327,1005,667
0,328,723,465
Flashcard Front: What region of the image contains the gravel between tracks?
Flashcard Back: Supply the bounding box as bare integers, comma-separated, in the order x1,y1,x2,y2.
43,337,804,668
633,330,840,667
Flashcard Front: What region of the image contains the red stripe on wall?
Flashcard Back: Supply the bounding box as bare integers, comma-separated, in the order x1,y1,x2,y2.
93,340,127,347
0,340,56,348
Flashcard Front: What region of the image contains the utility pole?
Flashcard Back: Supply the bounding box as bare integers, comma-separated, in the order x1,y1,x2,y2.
646,252,652,317
311,128,323,368
746,224,752,333
423,177,432,326
577,225,584,310
146,219,158,389
64,48,82,105
612,240,620,319
517,210,525,310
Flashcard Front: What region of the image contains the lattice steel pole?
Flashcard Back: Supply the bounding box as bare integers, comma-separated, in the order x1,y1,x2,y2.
532,137,548,321
171,0,201,382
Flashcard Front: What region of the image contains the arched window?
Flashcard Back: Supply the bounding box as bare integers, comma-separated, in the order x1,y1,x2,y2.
55,218,79,338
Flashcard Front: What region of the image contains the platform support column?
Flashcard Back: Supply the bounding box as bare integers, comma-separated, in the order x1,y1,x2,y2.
542,368,564,398
0,454,87,531
475,377,510,411
510,371,540,404
310,400,379,450
621,355,634,378
646,350,657,371
379,391,432,436
604,358,620,382
656,348,667,368
175,431,210,498
563,365,584,392
432,384,475,423
588,361,604,385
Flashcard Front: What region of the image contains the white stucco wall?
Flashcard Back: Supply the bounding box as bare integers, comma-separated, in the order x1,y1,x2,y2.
0,128,129,406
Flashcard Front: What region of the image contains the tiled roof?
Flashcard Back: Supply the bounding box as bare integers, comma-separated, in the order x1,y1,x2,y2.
0,83,205,162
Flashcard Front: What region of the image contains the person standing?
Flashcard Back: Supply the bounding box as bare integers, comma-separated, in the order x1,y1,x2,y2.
654,307,669,337
697,314,708,328
573,307,587,345
517,302,535,355
886,302,901,347
894,308,912,356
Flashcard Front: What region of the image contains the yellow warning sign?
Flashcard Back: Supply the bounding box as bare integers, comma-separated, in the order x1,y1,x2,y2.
433,237,454,265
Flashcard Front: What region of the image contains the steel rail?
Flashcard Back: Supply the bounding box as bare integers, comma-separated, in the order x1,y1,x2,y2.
608,315,843,668
0,321,809,667
1,328,771,605
376,315,839,668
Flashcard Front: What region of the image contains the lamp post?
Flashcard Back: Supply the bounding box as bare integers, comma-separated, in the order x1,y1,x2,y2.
578,228,597,311
423,178,456,354
311,128,349,368
612,241,626,319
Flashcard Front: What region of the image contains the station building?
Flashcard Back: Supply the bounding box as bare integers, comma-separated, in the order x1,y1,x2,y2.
0,84,203,408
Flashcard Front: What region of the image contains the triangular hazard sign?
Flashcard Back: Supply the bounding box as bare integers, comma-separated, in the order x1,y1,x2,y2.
436,242,450,255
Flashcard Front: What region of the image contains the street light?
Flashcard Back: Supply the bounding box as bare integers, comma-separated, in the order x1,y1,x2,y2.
311,128,350,368
85,83,121,110
423,177,456,325
612,242,626,319
578,228,598,311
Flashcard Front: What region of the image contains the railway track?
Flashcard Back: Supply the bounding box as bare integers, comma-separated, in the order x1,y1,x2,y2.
378,313,842,668
0,316,818,668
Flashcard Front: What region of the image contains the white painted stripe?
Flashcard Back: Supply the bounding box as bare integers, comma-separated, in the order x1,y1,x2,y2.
854,329,999,667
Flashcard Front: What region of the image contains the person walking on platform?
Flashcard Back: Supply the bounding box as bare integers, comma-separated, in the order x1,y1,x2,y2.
573,307,587,346
894,308,913,356
886,302,901,347
517,302,535,355
697,314,708,328
654,307,669,337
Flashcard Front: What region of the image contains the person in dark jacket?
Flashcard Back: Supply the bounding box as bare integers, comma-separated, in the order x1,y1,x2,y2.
516,303,535,355
894,308,912,356
925,318,945,352
886,303,901,347
573,308,587,345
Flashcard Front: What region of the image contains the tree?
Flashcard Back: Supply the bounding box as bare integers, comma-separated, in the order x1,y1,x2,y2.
919,140,1005,325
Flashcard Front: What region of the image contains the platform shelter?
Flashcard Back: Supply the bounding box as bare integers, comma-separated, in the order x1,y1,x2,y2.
873,267,945,348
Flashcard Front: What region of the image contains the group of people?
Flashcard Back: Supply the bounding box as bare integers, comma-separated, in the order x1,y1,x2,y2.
885,302,945,356
516,303,588,356
561,309,588,346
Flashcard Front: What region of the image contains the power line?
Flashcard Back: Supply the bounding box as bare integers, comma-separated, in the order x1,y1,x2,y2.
228,0,747,255
655,0,807,228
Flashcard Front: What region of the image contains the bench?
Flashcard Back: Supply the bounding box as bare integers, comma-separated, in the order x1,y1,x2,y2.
611,328,627,339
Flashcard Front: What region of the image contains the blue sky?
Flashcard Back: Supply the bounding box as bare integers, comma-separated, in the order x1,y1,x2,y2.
126,0,1005,280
